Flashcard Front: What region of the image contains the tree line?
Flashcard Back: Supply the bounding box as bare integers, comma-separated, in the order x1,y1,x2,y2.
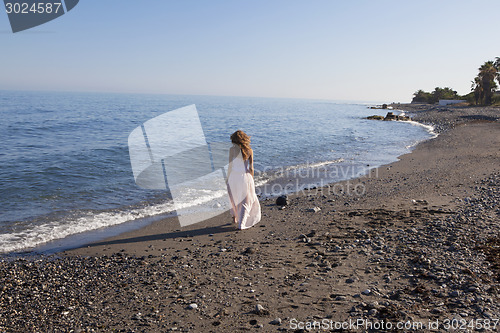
412,57,500,105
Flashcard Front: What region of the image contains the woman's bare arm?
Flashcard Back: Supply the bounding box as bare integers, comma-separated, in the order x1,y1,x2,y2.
249,151,254,178
227,146,236,178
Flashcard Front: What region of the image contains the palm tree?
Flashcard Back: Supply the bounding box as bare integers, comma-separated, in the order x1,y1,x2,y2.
477,61,498,105
495,57,500,86
471,77,482,105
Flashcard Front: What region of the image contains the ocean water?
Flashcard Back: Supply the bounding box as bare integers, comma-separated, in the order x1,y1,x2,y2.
0,91,435,253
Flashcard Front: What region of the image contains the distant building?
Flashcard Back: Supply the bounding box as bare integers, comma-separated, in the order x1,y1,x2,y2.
439,99,466,106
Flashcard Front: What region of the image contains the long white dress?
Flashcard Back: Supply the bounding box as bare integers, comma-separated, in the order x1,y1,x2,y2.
227,145,261,229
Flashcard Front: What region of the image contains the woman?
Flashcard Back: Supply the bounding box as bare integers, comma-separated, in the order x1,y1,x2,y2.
226,130,261,229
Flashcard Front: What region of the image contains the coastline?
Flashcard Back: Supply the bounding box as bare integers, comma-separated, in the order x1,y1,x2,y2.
1,104,499,331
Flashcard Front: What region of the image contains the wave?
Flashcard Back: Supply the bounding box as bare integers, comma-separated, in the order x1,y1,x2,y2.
405,120,438,139
0,185,234,253
393,110,438,139
283,158,345,172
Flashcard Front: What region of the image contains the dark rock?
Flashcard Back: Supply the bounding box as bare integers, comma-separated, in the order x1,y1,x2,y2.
276,195,289,207
243,247,256,255
367,115,385,120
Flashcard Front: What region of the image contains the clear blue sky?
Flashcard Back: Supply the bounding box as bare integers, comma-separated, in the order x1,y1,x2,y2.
1,0,499,102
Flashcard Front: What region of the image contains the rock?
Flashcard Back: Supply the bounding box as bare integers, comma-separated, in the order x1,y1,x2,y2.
411,199,428,205
432,308,444,315
269,318,282,325
368,309,378,316
449,290,460,298
254,304,269,315
367,115,385,120
298,234,311,243
306,229,316,237
307,207,321,213
362,289,371,296
335,296,347,301
243,247,256,255
276,195,289,207
187,303,198,310
368,111,410,121
383,112,410,121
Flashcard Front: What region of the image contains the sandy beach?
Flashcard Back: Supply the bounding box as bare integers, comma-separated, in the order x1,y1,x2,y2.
1,105,499,332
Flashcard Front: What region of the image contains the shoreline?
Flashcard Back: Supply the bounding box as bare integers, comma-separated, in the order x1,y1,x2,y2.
3,111,436,257
1,104,499,331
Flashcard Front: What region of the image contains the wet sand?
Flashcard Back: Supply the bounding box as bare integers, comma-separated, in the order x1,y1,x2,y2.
1,105,499,332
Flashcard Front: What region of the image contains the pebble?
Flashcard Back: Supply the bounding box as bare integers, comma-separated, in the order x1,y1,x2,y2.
255,304,268,315
269,318,282,325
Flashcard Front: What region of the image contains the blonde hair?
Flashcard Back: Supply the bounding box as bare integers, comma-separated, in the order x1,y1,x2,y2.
230,130,252,160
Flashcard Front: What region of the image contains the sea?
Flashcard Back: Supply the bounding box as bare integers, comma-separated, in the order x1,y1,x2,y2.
0,91,436,254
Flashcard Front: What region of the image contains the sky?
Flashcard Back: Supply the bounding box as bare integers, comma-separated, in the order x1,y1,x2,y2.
1,0,499,103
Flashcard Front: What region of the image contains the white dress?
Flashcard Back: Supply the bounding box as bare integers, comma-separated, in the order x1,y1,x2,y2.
227,145,261,229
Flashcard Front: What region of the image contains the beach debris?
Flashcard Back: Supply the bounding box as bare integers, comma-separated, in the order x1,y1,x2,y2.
242,247,256,255
298,234,311,243
362,289,372,296
269,318,282,325
412,199,429,205
276,195,289,207
254,304,269,315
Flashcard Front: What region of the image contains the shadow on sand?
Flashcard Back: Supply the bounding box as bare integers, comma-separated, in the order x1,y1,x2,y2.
76,224,237,250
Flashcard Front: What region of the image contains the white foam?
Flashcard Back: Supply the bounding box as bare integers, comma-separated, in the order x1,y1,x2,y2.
0,188,226,253
0,173,275,253
284,158,345,172
392,110,439,139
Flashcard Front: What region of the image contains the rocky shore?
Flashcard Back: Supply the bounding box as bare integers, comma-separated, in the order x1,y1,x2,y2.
1,105,499,332
392,103,500,133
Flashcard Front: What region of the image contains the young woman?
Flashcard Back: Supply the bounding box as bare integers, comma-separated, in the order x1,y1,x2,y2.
226,130,261,229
